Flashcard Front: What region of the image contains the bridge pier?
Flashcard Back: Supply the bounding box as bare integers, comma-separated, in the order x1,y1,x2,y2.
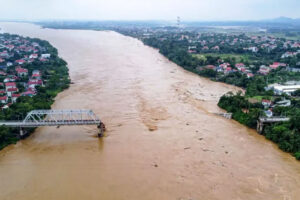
257,120,264,134
214,112,233,119
19,128,28,138
97,122,106,137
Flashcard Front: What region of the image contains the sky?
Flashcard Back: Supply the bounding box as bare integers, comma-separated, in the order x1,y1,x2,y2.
0,0,299,21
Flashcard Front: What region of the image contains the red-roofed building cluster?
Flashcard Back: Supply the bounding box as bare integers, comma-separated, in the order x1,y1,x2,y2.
0,34,53,109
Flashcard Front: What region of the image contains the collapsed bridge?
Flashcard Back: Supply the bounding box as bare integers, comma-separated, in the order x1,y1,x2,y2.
0,109,105,137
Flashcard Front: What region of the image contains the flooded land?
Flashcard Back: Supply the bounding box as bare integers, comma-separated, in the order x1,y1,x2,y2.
0,23,300,200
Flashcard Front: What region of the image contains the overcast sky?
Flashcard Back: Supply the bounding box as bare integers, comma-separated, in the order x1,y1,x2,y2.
0,0,299,21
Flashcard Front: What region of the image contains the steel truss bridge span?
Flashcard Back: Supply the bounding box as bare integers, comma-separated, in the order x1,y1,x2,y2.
0,110,105,137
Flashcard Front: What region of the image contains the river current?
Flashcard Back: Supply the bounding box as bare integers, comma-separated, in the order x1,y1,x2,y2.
0,23,299,200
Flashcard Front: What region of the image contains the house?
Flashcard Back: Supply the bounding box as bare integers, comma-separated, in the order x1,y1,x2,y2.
0,96,8,104
32,70,40,75
264,110,273,118
269,64,279,70
12,93,20,103
224,67,233,74
281,52,298,58
248,47,258,53
31,73,41,80
259,65,270,75
247,73,254,78
205,65,216,71
0,71,7,76
0,51,9,58
4,77,16,83
212,46,220,51
6,88,18,97
6,62,13,67
41,54,51,59
262,99,272,108
220,63,230,70
269,62,287,70
22,90,35,97
287,67,300,73
29,54,38,59
28,79,43,89
5,44,14,51
16,67,28,77
5,82,16,90
15,59,26,65
235,63,245,70
188,49,197,54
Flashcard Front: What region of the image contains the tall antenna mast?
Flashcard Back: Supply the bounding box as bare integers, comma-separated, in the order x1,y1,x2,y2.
177,16,181,27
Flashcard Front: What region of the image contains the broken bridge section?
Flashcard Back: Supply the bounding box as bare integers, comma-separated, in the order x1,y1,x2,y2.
257,117,290,134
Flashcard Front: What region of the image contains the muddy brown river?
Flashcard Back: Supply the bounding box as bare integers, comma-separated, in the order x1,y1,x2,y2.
0,23,300,200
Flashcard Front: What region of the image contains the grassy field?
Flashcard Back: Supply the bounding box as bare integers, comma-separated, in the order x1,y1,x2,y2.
247,32,300,41
248,96,263,103
193,53,252,63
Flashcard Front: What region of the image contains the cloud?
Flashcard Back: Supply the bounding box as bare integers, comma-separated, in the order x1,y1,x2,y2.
0,0,299,21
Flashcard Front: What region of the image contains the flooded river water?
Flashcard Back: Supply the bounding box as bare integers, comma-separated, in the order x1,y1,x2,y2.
0,23,300,200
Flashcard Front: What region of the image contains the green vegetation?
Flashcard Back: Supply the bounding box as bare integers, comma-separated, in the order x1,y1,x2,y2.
0,37,70,150
218,90,300,159
193,53,252,63
140,29,300,160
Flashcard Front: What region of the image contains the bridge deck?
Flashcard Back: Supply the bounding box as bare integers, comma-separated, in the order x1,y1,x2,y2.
259,117,290,123
0,120,101,128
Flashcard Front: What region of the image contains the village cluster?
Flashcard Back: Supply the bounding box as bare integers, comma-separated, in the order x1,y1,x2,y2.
140,30,300,92
0,34,52,109
184,33,300,77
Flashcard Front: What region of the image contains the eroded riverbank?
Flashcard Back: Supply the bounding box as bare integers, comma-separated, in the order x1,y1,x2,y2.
0,23,300,200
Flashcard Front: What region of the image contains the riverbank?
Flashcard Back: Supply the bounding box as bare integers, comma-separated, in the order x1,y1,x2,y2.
112,28,300,161
0,22,300,200
0,32,70,150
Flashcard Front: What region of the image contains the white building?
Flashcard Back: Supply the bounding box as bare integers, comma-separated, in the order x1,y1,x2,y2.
41,54,51,59
268,84,300,95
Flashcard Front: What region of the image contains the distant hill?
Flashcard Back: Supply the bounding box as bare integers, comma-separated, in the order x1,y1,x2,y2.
264,16,300,24
181,17,300,29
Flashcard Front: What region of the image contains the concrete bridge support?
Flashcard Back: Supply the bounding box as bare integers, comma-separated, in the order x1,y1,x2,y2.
257,120,264,134
19,128,28,138
98,122,106,137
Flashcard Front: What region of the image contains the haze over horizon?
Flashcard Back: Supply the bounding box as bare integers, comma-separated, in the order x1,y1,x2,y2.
0,0,299,22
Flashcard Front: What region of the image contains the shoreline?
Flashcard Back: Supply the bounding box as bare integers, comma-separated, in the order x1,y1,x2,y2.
0,22,300,200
